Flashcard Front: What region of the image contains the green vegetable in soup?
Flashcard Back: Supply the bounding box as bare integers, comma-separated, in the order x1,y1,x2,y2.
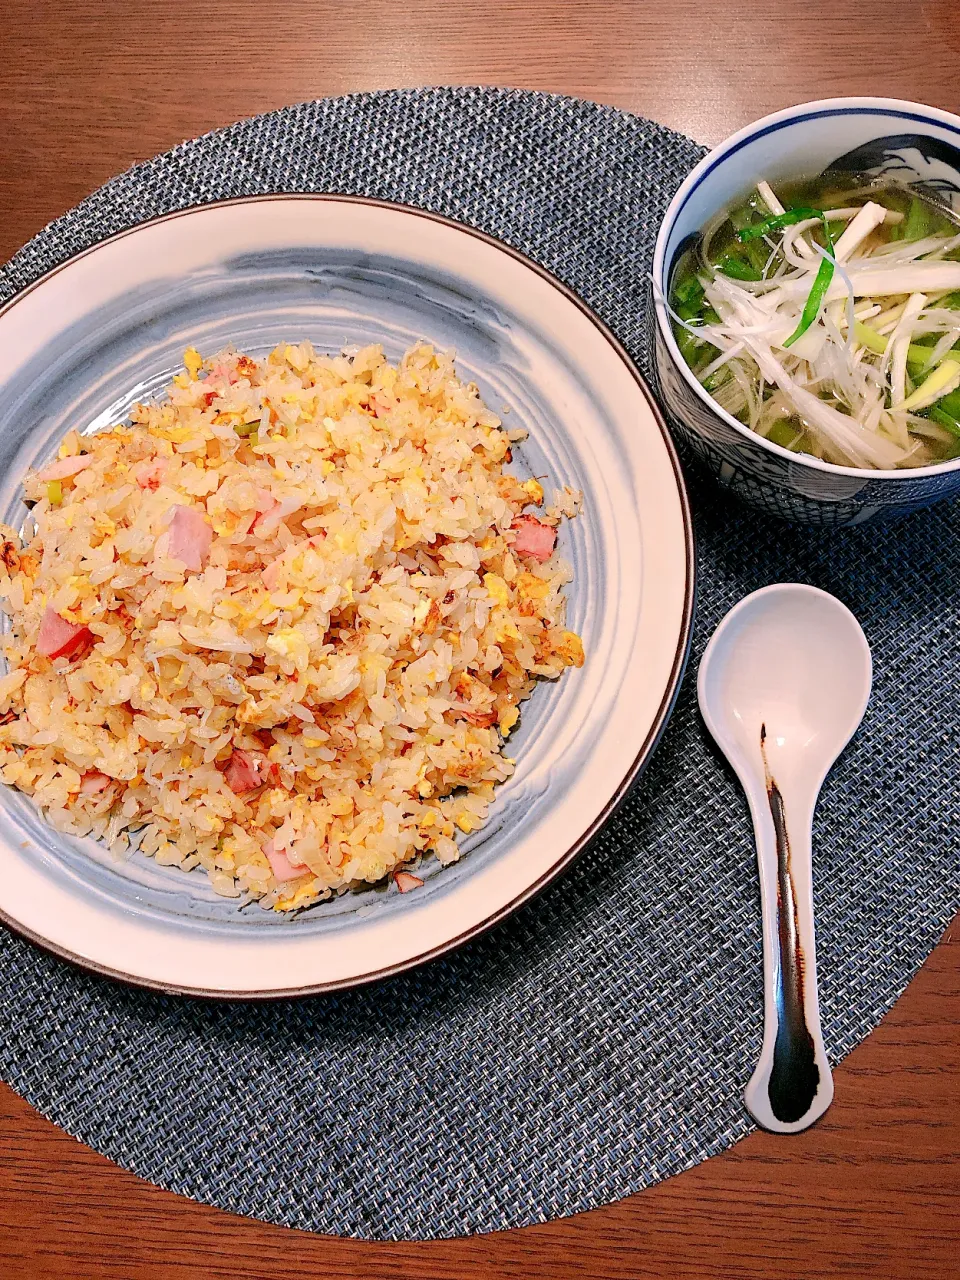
718,254,763,281
929,406,960,439
784,217,835,349
737,208,823,243
903,195,947,243
667,174,960,470
764,419,806,450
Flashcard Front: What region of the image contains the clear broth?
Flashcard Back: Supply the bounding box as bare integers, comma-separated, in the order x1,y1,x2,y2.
669,175,960,466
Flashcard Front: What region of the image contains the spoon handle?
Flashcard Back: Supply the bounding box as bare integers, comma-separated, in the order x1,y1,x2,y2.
744,769,834,1133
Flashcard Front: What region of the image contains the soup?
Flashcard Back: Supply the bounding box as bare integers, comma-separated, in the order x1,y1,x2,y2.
668,176,960,469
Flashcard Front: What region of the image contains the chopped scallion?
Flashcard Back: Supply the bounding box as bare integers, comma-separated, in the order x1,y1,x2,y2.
854,321,956,372
854,321,887,355
718,255,762,281
784,219,835,349
737,207,823,243
895,358,960,412
929,406,960,440
903,196,942,243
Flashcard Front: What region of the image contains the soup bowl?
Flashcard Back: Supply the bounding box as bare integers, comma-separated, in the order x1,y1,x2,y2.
652,96,960,527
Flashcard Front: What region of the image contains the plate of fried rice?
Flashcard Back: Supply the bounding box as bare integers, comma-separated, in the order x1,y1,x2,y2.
0,196,693,995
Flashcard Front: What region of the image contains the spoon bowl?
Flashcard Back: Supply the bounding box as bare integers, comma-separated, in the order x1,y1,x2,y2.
698,584,872,1132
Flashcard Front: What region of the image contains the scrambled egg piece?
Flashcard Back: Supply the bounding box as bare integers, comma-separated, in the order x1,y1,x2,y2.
498,706,520,736
517,572,550,601
483,573,510,606
556,631,585,668
266,627,309,664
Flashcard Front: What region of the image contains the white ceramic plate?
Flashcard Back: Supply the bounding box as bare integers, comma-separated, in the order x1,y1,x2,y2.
0,196,693,996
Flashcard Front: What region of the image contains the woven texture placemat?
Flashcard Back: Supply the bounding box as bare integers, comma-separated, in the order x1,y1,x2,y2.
1,88,958,1240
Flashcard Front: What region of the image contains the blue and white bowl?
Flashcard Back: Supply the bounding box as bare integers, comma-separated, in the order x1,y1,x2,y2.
652,97,960,527
0,196,693,996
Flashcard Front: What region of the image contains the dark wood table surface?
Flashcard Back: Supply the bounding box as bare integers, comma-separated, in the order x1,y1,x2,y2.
2,2,959,1276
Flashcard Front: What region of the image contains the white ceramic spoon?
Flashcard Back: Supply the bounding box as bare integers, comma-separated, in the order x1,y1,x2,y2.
698,584,872,1133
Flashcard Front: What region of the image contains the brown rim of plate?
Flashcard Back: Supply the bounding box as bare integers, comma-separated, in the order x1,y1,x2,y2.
0,193,697,1000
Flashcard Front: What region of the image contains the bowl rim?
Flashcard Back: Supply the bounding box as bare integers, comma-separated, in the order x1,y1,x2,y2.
0,191,696,1000
652,95,960,483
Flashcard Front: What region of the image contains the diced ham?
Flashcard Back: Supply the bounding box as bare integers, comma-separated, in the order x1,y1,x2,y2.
394,870,424,893
261,556,286,591
222,750,281,794
205,362,239,385
250,489,278,534
223,749,266,795
36,455,94,483
134,459,167,490
167,505,212,571
264,838,312,882
36,607,94,660
80,771,112,796
510,516,557,564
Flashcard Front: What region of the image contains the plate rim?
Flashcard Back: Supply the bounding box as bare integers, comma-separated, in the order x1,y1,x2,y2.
0,192,696,999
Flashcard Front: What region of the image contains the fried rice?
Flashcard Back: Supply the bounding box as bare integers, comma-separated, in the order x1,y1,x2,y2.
0,342,583,911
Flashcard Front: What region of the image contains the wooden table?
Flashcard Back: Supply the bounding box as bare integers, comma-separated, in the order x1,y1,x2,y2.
2,2,959,1275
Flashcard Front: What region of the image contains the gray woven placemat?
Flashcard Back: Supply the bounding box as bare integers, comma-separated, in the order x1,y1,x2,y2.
0,88,958,1240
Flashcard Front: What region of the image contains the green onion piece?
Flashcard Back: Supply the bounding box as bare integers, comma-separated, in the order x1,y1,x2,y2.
675,327,708,367
937,389,960,417
903,196,941,243
737,207,823,243
727,202,764,230
673,275,704,307
909,349,943,378
675,300,705,321
896,358,960,411
765,419,804,450
46,480,63,507
718,255,762,281
671,274,708,323
929,406,960,440
783,218,835,349
855,323,942,367
234,421,260,437
907,346,960,379
247,431,259,447
854,321,888,355
726,206,774,273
